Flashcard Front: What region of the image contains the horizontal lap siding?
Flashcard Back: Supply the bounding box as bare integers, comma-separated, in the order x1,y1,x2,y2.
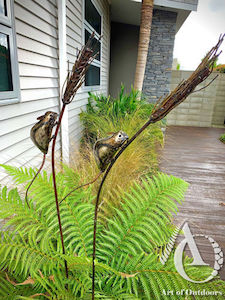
66,0,110,154
0,0,60,183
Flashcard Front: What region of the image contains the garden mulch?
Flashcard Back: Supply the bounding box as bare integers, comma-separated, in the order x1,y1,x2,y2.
160,126,225,280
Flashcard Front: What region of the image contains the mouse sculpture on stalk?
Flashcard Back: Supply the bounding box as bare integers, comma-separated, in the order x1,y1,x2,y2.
25,111,58,207
93,130,129,171
60,130,129,204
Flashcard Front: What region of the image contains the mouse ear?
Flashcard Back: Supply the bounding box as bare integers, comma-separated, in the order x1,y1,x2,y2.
37,114,45,121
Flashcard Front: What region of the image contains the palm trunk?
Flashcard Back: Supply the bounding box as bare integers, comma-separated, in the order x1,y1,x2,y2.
134,0,154,91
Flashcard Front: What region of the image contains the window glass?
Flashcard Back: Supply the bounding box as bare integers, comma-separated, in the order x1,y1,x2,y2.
85,29,101,61
85,0,101,34
85,65,100,86
0,0,6,16
0,32,13,91
84,0,101,87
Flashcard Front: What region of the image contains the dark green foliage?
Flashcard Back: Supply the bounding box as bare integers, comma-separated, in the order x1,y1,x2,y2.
219,133,225,143
78,85,164,181
77,86,164,190
0,165,225,299
80,85,157,144
85,84,151,118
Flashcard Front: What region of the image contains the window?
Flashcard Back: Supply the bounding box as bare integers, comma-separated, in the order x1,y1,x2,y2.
84,0,102,88
85,65,100,86
0,0,20,105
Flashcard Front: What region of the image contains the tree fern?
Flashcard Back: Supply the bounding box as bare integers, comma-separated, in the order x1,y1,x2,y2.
0,165,224,299
98,173,188,264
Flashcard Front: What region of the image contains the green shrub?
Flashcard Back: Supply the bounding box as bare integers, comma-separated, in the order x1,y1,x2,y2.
219,133,225,143
214,64,225,73
68,86,164,215
85,84,151,118
0,165,225,299
79,85,164,181
80,85,159,144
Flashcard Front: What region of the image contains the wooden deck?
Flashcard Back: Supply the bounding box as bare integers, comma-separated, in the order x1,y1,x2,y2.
160,126,225,280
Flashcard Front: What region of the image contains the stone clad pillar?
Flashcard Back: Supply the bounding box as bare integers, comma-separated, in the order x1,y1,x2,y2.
142,9,177,102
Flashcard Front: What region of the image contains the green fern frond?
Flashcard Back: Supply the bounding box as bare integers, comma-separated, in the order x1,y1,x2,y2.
0,187,50,243
0,164,37,185
0,232,63,277
98,173,188,263
62,202,94,256
1,165,224,299
62,164,80,190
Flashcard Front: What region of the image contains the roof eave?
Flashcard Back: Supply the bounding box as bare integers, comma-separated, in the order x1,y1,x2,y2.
154,0,198,12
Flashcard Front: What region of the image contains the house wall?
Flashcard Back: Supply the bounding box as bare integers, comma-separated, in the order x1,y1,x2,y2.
109,22,139,97
142,9,177,102
66,0,110,156
167,71,225,127
0,0,60,183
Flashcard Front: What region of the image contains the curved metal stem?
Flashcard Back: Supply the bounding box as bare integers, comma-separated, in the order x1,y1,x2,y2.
25,153,46,208
91,118,153,299
59,171,103,204
51,103,69,278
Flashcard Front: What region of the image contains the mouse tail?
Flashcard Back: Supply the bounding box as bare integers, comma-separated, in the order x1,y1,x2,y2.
25,154,46,208
59,171,103,205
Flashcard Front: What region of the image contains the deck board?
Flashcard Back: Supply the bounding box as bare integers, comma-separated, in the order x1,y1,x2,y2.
160,126,225,280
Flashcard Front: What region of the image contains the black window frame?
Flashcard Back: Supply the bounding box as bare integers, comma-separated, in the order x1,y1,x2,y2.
83,0,102,89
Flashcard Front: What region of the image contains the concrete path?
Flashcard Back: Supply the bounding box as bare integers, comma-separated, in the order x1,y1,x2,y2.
160,126,225,280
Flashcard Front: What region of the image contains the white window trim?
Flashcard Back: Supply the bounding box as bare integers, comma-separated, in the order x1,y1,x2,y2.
0,0,11,26
82,0,103,92
0,0,20,105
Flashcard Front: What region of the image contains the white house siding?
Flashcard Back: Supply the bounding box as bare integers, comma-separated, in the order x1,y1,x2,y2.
0,0,110,183
0,0,60,182
66,0,110,154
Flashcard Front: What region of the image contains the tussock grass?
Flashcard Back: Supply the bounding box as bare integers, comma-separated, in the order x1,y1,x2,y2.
63,87,164,216
67,109,164,216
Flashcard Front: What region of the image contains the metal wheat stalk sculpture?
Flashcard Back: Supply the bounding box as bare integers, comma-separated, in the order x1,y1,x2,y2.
91,34,225,299
51,33,98,278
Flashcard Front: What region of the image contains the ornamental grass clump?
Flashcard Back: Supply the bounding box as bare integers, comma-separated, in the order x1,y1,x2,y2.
72,86,164,215
68,117,163,217
80,85,157,144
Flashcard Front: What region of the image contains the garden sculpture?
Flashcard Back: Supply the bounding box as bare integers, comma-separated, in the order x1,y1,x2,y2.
59,130,129,204
25,111,58,207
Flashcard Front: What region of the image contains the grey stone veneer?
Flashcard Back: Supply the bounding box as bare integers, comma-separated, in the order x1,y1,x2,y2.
142,9,177,102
